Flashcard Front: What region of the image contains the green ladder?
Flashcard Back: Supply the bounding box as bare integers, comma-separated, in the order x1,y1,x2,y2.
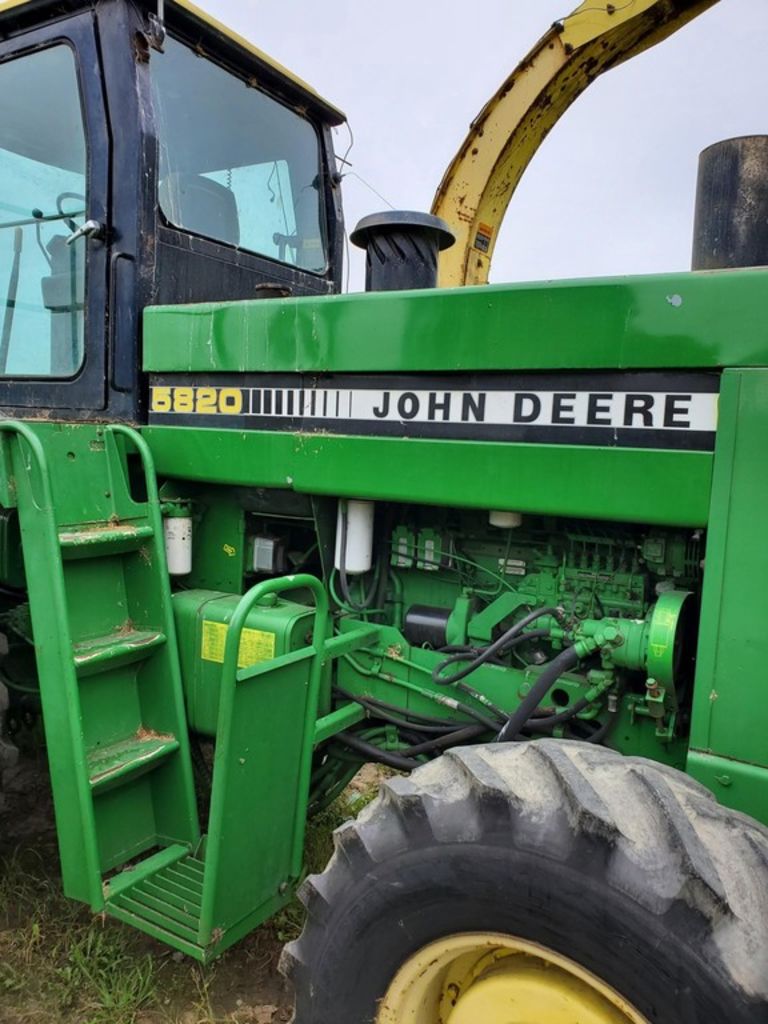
0,421,200,911
1,421,374,960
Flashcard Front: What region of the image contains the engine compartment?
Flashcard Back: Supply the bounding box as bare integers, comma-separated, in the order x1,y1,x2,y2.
0,480,704,776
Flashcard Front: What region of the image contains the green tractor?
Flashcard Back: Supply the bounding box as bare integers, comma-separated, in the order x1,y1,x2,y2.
0,0,766,1021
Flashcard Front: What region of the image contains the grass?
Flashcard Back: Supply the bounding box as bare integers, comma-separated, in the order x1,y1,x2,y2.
0,845,156,1024
0,771,384,1024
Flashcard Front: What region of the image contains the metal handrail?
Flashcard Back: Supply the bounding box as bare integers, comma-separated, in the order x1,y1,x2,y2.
199,574,330,938
0,419,54,513
222,573,328,879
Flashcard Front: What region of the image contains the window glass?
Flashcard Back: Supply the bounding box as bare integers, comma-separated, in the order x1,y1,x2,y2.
152,37,327,273
0,45,87,377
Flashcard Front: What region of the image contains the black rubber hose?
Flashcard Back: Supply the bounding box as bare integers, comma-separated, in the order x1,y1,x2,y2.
496,645,580,743
586,712,616,745
525,695,591,732
433,609,559,686
337,730,419,770
398,727,429,747
358,702,462,735
359,694,466,727
335,679,502,734
400,724,485,757
497,627,551,656
433,628,550,685
333,688,463,733
456,682,510,723
439,645,506,667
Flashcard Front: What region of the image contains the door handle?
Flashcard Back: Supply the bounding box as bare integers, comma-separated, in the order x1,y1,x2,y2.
65,219,104,246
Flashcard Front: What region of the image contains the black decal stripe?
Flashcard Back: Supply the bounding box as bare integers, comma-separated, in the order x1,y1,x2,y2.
147,412,715,452
149,371,720,452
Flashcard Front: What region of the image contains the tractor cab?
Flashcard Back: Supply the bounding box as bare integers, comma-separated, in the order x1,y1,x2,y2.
0,0,345,422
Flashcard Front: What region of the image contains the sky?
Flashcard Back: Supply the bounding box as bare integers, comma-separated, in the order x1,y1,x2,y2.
195,1,768,291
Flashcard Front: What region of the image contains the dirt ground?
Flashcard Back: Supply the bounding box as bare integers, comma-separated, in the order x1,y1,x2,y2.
0,756,381,1024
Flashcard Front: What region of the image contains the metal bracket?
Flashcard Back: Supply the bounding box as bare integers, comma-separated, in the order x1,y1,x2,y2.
147,0,166,52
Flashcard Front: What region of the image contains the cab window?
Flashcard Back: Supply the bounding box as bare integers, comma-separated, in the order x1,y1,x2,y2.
151,36,327,274
0,45,87,377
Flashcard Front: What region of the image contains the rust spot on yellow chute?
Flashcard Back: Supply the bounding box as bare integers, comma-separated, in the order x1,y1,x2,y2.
432,0,720,288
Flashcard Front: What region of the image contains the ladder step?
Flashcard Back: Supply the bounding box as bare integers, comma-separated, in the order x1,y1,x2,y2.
105,843,191,898
59,521,154,560
109,892,200,943
73,628,166,678
142,877,202,914
172,859,205,882
122,887,200,930
165,865,206,897
88,732,179,794
106,851,206,958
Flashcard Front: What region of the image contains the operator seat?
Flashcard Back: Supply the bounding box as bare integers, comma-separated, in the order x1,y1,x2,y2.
158,172,240,247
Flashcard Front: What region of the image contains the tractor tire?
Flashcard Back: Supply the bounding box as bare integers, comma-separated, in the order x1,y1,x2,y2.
281,740,768,1024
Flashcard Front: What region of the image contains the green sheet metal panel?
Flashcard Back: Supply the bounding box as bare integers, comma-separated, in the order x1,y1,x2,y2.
197,652,312,946
143,427,713,528
141,270,733,529
689,370,768,793
688,751,768,825
143,270,768,375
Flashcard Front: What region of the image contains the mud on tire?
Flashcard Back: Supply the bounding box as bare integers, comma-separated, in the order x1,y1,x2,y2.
281,739,768,1024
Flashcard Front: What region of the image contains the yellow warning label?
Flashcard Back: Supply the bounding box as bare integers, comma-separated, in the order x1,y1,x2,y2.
473,221,494,254
201,620,276,668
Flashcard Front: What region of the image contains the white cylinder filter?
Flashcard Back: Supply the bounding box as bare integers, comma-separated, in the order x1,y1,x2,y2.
164,516,193,575
489,509,522,529
334,499,374,575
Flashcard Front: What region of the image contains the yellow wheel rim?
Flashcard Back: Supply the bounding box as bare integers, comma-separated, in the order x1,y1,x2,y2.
377,933,649,1024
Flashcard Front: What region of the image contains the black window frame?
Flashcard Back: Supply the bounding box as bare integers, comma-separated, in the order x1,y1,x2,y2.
149,24,341,298
151,32,332,277
0,11,109,413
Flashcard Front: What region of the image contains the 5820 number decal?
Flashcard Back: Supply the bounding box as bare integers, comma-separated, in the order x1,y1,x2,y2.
150,386,244,416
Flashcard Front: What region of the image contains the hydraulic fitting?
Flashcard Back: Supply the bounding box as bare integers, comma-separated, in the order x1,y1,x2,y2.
566,590,693,687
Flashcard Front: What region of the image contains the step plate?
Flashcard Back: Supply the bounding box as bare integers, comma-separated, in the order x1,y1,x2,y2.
73,629,166,678
107,852,207,960
88,733,179,794
59,522,154,560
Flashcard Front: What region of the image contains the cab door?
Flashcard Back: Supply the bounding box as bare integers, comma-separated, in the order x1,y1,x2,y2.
0,11,109,414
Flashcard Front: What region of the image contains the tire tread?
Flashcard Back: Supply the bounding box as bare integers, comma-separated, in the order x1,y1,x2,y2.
282,741,768,1018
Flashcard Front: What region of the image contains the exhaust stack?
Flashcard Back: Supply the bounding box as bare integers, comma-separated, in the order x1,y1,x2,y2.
692,136,768,270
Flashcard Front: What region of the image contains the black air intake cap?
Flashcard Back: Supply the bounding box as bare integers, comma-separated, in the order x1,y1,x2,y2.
351,210,455,292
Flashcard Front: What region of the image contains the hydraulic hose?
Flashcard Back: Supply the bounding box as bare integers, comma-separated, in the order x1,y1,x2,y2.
400,724,485,757
337,730,420,770
434,626,552,684
456,681,509,723
334,689,464,734
433,611,556,686
333,687,496,757
496,645,580,743
525,695,591,732
585,711,617,745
